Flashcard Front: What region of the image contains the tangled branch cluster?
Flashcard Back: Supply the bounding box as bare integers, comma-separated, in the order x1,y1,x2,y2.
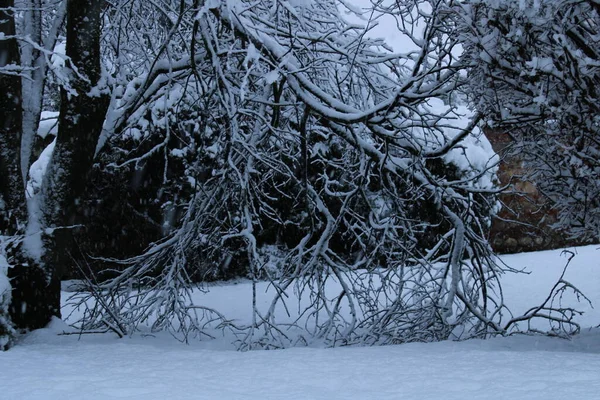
63,0,585,348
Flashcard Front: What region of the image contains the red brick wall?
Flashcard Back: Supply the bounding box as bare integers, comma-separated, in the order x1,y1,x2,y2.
485,129,574,253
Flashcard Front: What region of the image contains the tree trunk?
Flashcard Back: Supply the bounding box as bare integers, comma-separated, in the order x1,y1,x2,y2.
20,0,45,183
40,0,109,317
1,0,63,332
0,0,25,232
0,0,53,335
0,0,23,343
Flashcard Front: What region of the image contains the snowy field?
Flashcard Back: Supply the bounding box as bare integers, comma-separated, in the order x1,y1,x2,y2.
1,245,600,399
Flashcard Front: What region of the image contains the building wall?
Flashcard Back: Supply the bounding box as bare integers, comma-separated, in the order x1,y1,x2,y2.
484,129,577,253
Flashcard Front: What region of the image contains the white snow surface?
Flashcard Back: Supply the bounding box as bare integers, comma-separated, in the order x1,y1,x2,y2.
1,245,600,399
37,111,59,139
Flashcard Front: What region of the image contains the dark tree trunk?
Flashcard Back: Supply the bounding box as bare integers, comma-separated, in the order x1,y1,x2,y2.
8,258,61,330
0,0,25,233
0,0,24,343
0,0,62,332
40,0,109,320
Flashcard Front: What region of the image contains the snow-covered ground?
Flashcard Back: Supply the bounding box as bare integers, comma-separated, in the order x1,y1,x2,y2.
2,246,600,399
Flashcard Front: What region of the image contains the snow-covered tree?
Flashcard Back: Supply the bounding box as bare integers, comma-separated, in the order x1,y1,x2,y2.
0,0,106,340
2,0,585,349
457,0,600,242
0,0,29,348
68,0,513,347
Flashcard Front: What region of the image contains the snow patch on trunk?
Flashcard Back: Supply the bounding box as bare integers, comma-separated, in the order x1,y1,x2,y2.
23,138,56,262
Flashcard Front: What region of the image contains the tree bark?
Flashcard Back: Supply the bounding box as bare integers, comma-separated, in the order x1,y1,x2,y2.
40,0,109,320
0,0,25,232
20,0,46,183
0,0,24,342
0,0,53,333
3,0,63,332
